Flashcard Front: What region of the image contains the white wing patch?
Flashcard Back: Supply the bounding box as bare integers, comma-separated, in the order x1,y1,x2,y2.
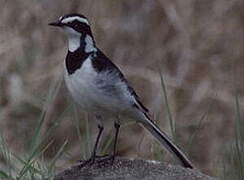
85,35,97,53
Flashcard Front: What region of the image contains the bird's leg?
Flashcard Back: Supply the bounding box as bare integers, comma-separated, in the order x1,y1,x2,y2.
91,124,104,160
96,122,120,165
112,122,120,162
79,121,104,168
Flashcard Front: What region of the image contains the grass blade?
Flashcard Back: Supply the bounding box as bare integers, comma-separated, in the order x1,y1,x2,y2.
158,70,175,140
84,113,92,159
0,170,12,180
100,129,114,155
234,91,244,179
17,140,54,179
48,140,68,169
29,74,63,153
0,133,13,177
73,103,84,158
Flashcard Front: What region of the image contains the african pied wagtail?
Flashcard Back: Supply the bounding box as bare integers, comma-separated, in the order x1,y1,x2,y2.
49,13,193,168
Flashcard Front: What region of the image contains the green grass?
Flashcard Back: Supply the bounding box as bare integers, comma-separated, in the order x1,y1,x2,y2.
0,75,68,180
221,92,244,180
159,70,176,140
233,92,244,179
158,69,243,180
0,129,65,180
0,72,243,179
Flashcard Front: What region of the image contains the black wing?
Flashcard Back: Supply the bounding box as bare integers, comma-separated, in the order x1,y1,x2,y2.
91,49,148,113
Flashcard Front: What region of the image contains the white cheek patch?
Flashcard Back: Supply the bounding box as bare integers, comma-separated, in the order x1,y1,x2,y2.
64,26,81,52
61,16,89,25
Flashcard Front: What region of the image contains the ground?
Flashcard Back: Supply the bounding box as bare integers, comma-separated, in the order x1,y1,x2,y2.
54,157,215,180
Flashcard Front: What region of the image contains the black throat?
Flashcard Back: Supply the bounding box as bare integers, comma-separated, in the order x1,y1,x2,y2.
65,35,95,75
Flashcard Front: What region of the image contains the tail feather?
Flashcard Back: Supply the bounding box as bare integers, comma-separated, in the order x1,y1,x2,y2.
140,114,194,168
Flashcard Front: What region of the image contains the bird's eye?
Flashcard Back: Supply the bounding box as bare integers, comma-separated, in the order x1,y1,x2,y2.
73,24,78,28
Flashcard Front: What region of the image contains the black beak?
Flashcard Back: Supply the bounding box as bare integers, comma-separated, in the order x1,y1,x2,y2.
48,21,64,27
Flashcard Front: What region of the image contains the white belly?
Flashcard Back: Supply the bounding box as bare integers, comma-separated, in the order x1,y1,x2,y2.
64,58,133,115
64,58,98,110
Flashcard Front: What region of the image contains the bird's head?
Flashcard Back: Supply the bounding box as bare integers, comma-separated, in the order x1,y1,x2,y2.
49,13,96,52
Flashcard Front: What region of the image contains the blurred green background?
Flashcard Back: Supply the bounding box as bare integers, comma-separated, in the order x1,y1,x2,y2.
0,0,243,178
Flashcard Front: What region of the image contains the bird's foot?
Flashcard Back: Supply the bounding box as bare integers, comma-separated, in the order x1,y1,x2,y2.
95,154,116,166
78,154,116,168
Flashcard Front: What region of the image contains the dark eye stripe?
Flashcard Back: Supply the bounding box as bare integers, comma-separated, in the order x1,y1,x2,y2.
66,20,92,36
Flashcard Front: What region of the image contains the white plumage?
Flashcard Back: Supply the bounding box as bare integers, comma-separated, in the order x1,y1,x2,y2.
64,56,139,119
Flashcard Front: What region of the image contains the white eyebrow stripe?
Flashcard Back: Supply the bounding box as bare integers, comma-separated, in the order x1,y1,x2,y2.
59,16,63,21
61,16,89,25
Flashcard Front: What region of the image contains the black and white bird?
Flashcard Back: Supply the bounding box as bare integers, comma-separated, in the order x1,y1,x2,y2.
49,13,193,168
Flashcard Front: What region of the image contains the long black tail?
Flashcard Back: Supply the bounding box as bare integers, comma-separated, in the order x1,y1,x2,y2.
140,114,194,168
